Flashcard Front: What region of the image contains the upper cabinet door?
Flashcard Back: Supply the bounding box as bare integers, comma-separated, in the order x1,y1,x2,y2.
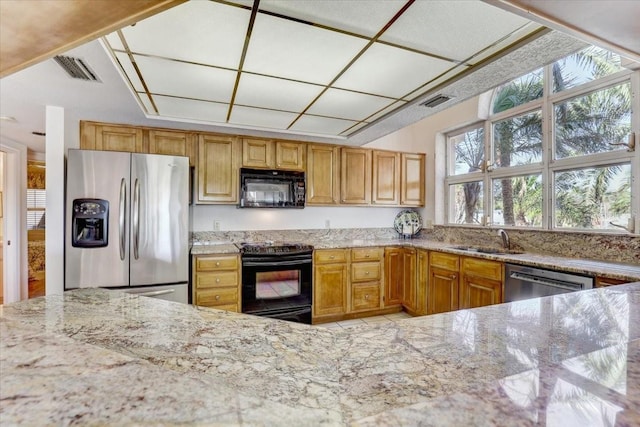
372,150,400,205
340,148,371,205
242,138,274,169
401,153,425,206
148,129,196,167
81,121,144,153
276,141,305,171
197,134,240,203
307,144,340,205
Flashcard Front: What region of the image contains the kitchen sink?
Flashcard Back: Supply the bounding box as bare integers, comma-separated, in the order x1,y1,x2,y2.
452,245,524,255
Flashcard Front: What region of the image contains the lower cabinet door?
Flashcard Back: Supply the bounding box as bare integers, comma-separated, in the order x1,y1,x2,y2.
313,263,348,317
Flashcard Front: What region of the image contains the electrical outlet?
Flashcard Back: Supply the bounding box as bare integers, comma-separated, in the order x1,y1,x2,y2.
214,220,221,231
325,219,330,229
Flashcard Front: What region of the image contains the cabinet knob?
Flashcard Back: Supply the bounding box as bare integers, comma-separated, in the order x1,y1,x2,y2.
216,278,220,283
365,254,370,258
365,294,369,299
452,274,457,279
365,271,370,275
329,255,335,259
215,262,220,266
215,295,220,300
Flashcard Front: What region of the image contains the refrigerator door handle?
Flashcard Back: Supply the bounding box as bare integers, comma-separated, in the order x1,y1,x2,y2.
133,178,140,260
119,178,126,261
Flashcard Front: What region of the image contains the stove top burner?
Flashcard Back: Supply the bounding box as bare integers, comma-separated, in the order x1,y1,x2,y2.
238,242,314,255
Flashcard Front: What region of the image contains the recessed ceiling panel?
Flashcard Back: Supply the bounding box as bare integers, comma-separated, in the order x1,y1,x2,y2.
380,1,531,61
153,95,229,123
114,52,144,92
229,106,299,130
243,13,369,85
234,73,324,112
257,0,406,37
365,100,408,123
137,92,155,114
334,42,453,98
290,115,358,136
134,55,236,103
307,88,396,121
104,33,124,51
119,1,249,69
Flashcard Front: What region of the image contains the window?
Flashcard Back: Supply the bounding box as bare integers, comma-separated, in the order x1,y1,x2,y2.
446,46,637,232
27,189,46,229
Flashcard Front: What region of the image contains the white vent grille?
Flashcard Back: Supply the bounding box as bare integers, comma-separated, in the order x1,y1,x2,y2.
420,94,452,108
53,55,100,81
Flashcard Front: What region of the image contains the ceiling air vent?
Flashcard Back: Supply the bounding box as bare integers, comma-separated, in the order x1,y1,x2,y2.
53,55,100,82
420,94,452,108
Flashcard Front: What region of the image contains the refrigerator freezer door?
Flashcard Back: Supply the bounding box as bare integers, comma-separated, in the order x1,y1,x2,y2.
130,154,189,286
66,150,131,288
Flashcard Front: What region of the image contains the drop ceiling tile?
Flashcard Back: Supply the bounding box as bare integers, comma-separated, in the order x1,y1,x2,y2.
365,100,408,123
104,33,124,51
289,114,358,136
380,1,532,62
229,106,299,130
114,52,144,93
137,92,155,114
404,65,470,102
334,42,453,98
119,1,249,69
257,0,405,37
234,73,324,112
243,13,369,85
134,55,236,103
341,121,369,136
307,88,396,121
153,95,229,123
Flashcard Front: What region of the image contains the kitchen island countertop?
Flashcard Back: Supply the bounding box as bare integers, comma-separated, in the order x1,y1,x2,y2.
191,238,640,282
2,285,640,425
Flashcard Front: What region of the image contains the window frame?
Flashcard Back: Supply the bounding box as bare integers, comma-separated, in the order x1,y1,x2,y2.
445,55,638,234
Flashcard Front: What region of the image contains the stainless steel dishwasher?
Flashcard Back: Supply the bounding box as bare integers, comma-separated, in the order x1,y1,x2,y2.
504,263,594,302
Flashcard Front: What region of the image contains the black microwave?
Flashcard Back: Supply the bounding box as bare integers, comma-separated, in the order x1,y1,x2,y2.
239,168,305,208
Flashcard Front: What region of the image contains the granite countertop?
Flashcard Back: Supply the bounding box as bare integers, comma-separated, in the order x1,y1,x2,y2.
191,239,640,282
2,285,640,425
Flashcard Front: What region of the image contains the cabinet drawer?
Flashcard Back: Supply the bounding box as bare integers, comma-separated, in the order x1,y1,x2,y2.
196,288,238,306
196,271,239,289
430,251,459,271
351,262,381,282
351,247,382,262
196,255,239,271
352,284,381,311
462,257,502,281
314,249,348,264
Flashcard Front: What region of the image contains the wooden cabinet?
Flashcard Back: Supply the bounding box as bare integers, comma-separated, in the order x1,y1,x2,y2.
401,248,417,313
372,150,400,205
192,254,241,312
459,257,503,309
350,247,383,313
276,141,305,170
384,247,404,307
307,144,340,205
242,138,274,168
80,121,144,152
148,129,196,166
197,134,240,203
341,147,371,205
595,276,629,287
313,249,349,318
427,251,460,315
401,153,425,206
241,138,305,170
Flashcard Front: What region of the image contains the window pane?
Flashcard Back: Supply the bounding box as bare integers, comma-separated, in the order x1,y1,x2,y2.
27,211,46,230
493,110,542,167
552,46,624,93
27,189,46,209
449,127,484,175
555,82,631,159
492,175,542,227
449,181,484,225
492,68,543,114
554,164,631,230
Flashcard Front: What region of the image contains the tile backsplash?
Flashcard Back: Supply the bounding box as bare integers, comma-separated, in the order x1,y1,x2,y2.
193,226,639,265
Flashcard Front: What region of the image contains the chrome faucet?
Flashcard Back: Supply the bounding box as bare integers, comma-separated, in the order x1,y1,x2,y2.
498,229,510,250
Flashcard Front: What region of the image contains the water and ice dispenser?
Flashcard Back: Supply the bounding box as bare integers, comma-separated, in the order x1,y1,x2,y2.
71,199,109,248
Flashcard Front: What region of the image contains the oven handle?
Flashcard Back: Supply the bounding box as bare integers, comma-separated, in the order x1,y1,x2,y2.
242,258,312,267
259,307,311,318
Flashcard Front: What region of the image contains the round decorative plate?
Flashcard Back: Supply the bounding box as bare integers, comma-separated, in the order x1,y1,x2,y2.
393,210,422,236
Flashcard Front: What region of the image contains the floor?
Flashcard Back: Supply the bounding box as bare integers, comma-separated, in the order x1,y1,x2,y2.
314,311,411,330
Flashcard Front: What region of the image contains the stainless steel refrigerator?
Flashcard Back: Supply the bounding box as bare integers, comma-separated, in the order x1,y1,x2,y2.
65,149,189,303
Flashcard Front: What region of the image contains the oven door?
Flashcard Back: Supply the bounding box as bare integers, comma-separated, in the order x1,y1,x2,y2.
241,254,312,318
